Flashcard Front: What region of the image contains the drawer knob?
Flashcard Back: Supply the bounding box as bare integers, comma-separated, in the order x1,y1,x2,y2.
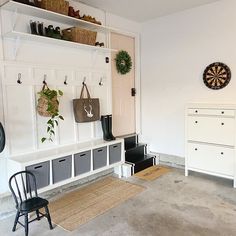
221,123,224,126
221,152,224,155
195,148,198,151
195,121,198,124
195,110,198,113
221,111,225,114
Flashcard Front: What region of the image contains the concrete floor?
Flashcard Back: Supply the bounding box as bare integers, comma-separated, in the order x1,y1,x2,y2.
1,168,236,236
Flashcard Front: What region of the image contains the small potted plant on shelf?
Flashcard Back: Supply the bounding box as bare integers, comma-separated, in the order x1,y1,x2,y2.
37,83,64,143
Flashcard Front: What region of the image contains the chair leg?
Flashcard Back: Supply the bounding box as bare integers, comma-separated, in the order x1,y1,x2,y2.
12,211,20,232
44,205,53,230
24,213,29,236
36,210,40,220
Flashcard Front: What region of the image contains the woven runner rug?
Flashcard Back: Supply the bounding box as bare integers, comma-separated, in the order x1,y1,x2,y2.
48,176,145,231
135,165,171,181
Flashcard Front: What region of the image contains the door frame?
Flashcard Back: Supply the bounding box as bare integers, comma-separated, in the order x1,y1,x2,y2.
109,29,141,135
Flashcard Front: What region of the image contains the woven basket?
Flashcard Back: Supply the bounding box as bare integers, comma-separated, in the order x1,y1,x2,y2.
62,27,97,46
37,85,59,117
37,97,58,117
41,0,69,15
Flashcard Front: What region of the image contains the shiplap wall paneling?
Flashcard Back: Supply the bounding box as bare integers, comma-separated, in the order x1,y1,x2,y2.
56,69,76,145
4,66,36,154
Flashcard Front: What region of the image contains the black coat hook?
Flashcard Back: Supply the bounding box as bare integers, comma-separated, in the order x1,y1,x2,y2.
64,76,68,85
43,74,47,85
82,77,86,85
17,73,22,84
99,77,103,86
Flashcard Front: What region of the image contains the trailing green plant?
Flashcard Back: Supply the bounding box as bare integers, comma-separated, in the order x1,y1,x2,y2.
37,86,64,143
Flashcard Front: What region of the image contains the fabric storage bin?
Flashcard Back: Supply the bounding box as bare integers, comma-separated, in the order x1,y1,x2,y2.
52,155,72,183
26,161,50,190
93,146,107,170
109,143,122,165
74,151,91,176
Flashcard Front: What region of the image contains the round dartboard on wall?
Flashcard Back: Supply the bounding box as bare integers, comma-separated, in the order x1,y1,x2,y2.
203,62,231,90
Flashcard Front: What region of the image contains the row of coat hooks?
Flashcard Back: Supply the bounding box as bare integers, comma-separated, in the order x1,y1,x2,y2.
82,77,103,86
17,74,104,86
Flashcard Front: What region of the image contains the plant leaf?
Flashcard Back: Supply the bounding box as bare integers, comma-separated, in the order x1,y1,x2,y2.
59,116,64,120
58,90,63,96
41,137,46,143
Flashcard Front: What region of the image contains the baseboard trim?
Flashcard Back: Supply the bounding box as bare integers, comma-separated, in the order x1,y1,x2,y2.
150,151,185,169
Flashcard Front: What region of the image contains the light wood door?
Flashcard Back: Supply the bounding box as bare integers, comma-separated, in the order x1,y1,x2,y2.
111,33,136,137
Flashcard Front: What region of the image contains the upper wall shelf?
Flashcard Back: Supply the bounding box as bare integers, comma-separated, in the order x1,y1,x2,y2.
0,0,118,33
4,30,117,52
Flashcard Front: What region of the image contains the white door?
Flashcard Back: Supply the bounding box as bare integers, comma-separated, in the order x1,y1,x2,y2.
111,33,136,137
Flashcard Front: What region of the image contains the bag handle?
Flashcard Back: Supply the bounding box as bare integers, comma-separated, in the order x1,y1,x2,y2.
41,82,49,91
80,84,91,99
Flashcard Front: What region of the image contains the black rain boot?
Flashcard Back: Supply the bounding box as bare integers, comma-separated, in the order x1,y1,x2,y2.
107,114,116,140
101,115,112,141
30,21,38,35
38,22,44,36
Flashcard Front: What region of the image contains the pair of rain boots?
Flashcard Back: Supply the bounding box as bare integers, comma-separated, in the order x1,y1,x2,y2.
101,115,116,141
30,21,44,36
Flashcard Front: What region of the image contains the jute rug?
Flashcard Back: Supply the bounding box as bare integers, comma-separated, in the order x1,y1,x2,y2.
48,176,145,231
135,165,171,181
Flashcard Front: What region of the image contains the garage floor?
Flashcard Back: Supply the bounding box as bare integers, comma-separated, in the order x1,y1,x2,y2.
1,168,236,236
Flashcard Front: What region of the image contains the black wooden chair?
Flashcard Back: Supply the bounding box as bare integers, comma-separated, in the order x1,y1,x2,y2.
9,171,53,236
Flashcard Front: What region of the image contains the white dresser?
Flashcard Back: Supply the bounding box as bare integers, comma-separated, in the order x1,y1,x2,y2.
185,104,236,187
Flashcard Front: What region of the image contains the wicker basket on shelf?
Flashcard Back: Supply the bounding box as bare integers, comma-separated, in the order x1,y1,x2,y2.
62,27,97,46
40,0,69,15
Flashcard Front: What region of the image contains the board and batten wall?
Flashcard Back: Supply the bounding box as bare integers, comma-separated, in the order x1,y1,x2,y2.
140,0,236,158
0,0,140,195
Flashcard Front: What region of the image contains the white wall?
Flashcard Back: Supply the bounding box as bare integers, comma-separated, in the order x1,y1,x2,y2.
0,0,140,195
141,0,236,157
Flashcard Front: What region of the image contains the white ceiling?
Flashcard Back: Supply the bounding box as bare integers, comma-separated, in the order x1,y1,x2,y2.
79,0,220,22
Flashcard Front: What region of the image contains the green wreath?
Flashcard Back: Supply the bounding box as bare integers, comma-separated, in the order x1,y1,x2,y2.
115,50,132,75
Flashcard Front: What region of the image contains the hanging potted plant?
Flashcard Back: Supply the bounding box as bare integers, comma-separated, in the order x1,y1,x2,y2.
37,83,64,143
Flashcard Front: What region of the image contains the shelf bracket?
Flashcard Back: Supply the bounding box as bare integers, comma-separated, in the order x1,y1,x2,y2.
11,8,18,31
92,49,98,64
13,35,20,60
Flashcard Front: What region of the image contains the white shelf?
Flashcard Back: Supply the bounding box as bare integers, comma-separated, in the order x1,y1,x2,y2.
9,138,123,165
0,0,118,33
4,30,117,52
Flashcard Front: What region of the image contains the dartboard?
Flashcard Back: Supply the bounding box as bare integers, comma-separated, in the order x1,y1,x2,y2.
203,62,231,90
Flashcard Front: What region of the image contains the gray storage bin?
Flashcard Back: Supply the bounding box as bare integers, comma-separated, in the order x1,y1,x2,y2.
93,146,107,170
52,155,72,184
74,150,91,176
26,161,50,190
109,143,122,164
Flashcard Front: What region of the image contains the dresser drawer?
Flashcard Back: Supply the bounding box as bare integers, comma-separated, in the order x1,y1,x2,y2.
187,116,235,146
188,108,235,117
187,143,234,176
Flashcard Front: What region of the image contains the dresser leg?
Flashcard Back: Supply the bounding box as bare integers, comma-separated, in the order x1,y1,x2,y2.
234,179,236,188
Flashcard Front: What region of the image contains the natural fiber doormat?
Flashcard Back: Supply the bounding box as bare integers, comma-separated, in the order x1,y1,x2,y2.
135,165,171,181
48,176,145,231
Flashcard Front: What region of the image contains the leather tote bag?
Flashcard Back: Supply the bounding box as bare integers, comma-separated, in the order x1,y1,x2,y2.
0,122,5,153
73,84,100,123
